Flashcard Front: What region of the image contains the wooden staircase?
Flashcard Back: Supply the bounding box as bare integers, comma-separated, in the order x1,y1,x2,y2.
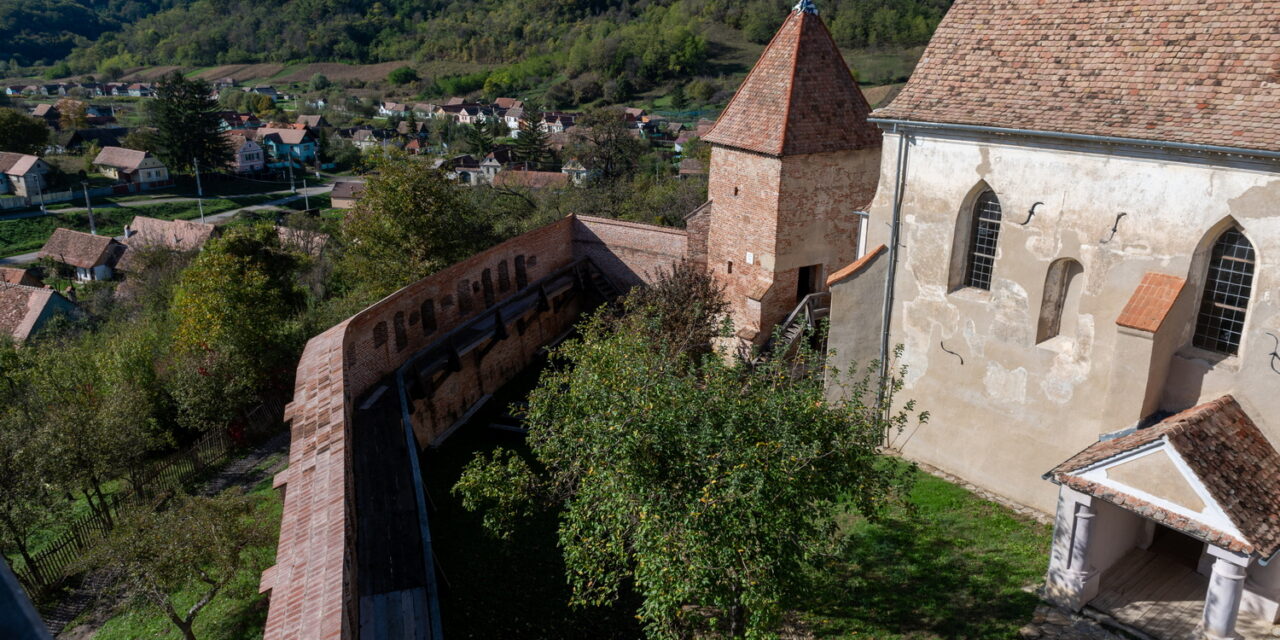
740,292,830,366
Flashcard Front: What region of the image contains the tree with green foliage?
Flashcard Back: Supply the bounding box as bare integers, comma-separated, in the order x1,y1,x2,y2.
168,225,303,431
338,150,496,299
84,492,275,640
151,73,230,174
514,113,551,169
567,109,647,181
0,108,50,154
387,65,420,86
309,73,330,91
464,122,495,156
455,267,924,638
0,343,54,585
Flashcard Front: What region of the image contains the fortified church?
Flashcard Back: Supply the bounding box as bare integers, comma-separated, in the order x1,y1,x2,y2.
261,1,1280,639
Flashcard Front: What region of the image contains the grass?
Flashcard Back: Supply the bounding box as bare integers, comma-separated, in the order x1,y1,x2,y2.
87,455,284,640
0,197,256,257
792,469,1052,638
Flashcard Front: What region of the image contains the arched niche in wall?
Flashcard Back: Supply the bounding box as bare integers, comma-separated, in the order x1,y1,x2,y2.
948,180,1004,292
1037,258,1085,344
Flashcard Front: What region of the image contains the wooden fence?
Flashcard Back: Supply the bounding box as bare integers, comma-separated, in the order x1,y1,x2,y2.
10,397,285,599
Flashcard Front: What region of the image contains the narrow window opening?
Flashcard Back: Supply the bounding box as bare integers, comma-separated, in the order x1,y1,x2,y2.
727,261,733,274
1193,228,1254,355
1037,259,1084,343
964,190,1003,290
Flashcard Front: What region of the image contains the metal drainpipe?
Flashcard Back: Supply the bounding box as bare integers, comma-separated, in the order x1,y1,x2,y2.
878,126,907,423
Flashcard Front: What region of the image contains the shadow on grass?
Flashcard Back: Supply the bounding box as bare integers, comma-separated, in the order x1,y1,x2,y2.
794,473,1051,639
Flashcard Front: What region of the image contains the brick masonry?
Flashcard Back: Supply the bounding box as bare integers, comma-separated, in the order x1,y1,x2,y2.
262,214,696,639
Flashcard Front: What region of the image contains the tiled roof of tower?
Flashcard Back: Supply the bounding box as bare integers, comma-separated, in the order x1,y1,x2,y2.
1048,396,1280,557
702,6,880,156
875,0,1280,155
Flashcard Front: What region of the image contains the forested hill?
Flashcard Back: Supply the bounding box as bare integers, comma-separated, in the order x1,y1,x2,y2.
5,0,951,82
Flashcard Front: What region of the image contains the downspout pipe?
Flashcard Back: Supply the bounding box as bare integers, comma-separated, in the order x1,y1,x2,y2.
878,125,907,427
867,118,1280,162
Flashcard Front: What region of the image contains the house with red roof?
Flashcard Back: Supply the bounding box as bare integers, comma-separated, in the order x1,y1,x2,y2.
0,153,51,198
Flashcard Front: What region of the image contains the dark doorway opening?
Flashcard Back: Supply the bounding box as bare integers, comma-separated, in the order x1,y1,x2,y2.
797,264,822,303
1150,524,1204,569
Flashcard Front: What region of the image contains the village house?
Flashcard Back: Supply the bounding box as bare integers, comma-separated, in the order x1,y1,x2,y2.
92,147,170,190
0,283,77,342
52,127,127,155
39,228,124,281
330,181,365,209
257,128,317,166
560,159,589,184
0,268,43,288
378,102,409,118
125,83,153,97
116,215,219,273
0,153,51,198
248,86,279,100
295,114,328,135
223,131,266,174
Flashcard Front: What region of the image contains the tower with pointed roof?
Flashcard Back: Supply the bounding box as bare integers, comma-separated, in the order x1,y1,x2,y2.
699,0,881,344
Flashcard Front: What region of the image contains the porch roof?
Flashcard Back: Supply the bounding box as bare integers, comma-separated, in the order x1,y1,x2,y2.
1047,396,1280,558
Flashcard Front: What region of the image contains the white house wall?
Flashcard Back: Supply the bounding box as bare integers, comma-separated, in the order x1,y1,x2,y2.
846,130,1280,513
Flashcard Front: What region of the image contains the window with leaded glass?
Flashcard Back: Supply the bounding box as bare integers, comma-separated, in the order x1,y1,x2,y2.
964,190,1003,290
1193,228,1255,355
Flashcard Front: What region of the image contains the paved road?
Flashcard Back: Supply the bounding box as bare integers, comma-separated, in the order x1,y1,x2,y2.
0,185,332,266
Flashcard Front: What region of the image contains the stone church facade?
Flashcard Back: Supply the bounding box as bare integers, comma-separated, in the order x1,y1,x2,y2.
263,1,1280,638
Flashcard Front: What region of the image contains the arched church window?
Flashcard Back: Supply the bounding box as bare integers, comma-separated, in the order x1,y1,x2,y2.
1193,228,1255,355
964,190,1003,290
1037,258,1084,343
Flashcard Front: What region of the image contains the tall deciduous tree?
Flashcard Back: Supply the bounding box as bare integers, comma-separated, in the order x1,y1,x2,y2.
455,269,924,638
150,72,230,173
567,109,647,181
338,150,496,299
84,492,275,640
0,108,49,154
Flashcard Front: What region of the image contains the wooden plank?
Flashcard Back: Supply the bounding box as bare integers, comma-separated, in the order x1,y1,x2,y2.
360,595,375,639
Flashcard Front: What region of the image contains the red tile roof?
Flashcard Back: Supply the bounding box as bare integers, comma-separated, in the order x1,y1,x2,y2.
1049,396,1280,557
876,0,1280,155
0,268,42,287
0,283,68,342
827,244,887,287
39,228,122,269
1116,272,1186,333
702,7,881,156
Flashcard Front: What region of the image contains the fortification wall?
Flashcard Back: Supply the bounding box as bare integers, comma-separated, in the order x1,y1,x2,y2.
261,216,580,640
572,215,688,289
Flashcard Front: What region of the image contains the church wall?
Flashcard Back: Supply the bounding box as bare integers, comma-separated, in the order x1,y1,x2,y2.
844,130,1280,513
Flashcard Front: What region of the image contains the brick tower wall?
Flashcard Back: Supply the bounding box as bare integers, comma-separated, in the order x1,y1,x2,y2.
705,145,783,339
704,144,881,340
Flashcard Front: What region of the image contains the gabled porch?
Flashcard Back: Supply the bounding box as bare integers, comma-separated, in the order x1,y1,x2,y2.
1044,396,1280,640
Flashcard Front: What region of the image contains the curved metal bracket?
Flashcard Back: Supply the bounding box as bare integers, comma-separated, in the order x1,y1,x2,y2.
1267,332,1280,375
1018,202,1043,226
1100,212,1128,244
940,341,964,366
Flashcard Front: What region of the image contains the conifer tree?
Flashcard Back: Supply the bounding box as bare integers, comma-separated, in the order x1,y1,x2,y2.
514,112,550,169
151,72,230,173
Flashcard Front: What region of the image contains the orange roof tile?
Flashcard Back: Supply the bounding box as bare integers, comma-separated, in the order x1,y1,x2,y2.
1116,272,1186,333
702,6,881,157
876,0,1280,155
826,244,887,287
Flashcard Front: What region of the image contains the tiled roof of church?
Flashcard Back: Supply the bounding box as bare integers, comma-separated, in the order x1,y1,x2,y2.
876,0,1280,155
1049,396,1280,557
702,2,880,156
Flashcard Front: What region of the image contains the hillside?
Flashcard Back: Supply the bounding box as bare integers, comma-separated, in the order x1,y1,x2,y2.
4,0,949,96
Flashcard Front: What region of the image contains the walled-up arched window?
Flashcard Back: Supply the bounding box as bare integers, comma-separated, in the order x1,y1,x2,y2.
1037,258,1084,343
1193,228,1256,355
963,190,1003,290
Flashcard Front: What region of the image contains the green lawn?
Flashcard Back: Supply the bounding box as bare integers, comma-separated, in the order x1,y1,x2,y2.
87,460,284,640
793,469,1052,638
0,195,277,257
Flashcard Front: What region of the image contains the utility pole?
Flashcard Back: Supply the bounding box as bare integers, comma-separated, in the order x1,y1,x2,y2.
302,177,309,211
82,181,96,235
37,183,46,215
288,161,296,193
193,156,205,223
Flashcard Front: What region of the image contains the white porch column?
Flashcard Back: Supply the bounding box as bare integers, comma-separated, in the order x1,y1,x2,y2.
1203,546,1250,640
1045,486,1100,610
